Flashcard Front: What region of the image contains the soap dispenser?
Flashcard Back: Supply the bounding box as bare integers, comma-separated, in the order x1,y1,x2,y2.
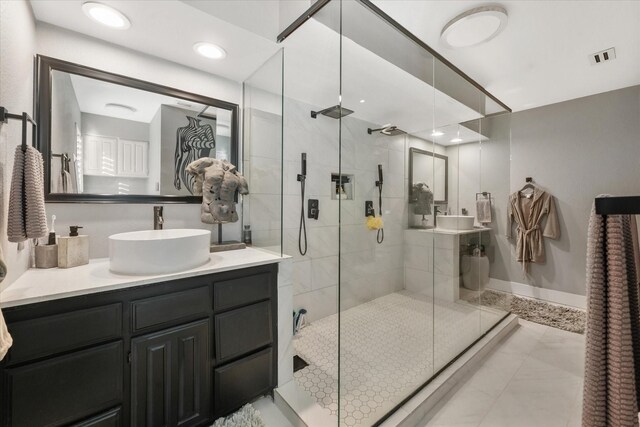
58,226,89,268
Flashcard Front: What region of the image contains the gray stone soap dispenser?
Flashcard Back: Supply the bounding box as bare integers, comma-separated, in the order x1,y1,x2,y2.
58,225,89,268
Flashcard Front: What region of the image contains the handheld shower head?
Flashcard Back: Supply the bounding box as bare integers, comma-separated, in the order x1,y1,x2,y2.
377,164,383,186
298,153,307,182
301,153,307,176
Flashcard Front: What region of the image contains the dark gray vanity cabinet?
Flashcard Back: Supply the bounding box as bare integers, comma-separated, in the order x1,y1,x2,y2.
0,263,278,427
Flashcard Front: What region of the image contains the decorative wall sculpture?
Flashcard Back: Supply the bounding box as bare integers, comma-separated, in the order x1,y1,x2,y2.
174,116,216,194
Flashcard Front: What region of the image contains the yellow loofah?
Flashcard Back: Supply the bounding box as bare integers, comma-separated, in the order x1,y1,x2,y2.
366,215,384,230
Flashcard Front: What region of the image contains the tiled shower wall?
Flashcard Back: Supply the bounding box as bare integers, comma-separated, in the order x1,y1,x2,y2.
245,98,407,322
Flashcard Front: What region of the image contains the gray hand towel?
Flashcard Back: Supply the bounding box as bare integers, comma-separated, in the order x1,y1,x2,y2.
8,146,48,242
0,245,12,361
476,199,492,224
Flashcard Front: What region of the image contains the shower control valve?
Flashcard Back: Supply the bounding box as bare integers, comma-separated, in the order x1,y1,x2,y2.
308,199,320,220
365,201,375,217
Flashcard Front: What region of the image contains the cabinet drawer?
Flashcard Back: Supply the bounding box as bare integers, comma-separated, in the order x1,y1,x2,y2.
214,347,274,418
3,341,123,427
72,407,121,427
215,301,273,363
6,303,122,365
213,273,272,312
131,286,210,332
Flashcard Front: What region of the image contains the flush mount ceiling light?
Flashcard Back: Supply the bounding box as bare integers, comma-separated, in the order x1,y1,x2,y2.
451,137,463,143
105,103,137,113
431,130,444,137
193,42,227,60
82,2,130,29
440,5,507,49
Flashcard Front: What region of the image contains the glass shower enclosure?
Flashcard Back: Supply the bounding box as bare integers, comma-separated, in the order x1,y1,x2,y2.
244,1,512,425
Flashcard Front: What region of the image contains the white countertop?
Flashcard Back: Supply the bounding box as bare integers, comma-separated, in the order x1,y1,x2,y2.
407,227,492,236
0,247,285,309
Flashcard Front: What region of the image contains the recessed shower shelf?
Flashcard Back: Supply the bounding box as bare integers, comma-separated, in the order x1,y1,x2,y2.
331,173,354,200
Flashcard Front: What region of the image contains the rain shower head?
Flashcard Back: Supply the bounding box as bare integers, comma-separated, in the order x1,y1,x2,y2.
310,105,354,119
367,124,406,136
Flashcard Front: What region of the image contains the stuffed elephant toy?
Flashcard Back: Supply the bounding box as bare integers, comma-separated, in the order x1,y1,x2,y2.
186,158,249,224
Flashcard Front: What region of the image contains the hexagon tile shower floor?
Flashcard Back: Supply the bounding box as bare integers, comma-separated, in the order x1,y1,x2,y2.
293,291,503,426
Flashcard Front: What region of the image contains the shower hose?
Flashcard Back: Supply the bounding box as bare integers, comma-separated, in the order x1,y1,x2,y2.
299,177,308,255
377,182,384,244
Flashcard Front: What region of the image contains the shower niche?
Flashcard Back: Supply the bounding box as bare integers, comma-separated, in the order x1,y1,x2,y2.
330,173,354,200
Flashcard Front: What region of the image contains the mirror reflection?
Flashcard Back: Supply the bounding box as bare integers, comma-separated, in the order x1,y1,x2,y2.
49,70,234,196
409,147,448,204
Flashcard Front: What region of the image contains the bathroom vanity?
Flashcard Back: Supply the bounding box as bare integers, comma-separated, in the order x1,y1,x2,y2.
404,227,491,301
0,249,282,427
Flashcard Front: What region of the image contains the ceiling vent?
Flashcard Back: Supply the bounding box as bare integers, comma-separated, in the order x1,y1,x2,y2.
590,47,616,65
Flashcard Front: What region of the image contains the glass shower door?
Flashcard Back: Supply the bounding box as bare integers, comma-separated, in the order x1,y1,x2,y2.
339,1,437,424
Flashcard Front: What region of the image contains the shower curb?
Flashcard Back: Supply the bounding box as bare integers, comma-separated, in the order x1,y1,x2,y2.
380,314,519,426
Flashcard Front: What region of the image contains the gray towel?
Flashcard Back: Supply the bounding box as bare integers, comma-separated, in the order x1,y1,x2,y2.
0,245,12,361
61,170,71,193
476,199,492,224
582,202,640,427
7,146,48,242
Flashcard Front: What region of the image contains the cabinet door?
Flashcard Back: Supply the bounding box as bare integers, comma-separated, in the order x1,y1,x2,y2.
84,135,117,176
3,341,123,427
131,319,210,427
117,139,148,177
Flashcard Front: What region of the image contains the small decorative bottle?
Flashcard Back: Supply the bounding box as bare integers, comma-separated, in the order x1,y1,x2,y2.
243,225,252,245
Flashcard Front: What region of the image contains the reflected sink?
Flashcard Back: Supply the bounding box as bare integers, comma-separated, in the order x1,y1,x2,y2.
109,229,211,275
436,215,475,231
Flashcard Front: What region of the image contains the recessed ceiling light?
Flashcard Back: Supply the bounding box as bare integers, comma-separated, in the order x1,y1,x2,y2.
431,131,444,137
440,5,507,49
451,137,463,143
193,42,227,59
82,2,130,29
105,103,137,113
359,99,366,103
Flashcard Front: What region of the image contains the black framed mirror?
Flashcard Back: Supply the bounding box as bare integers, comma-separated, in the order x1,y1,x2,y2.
409,147,448,204
36,55,239,203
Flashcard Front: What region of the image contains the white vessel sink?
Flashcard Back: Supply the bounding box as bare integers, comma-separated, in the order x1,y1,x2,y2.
109,229,211,275
436,215,475,231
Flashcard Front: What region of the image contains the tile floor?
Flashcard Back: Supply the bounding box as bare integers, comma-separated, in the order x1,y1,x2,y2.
252,396,294,427
293,291,506,426
419,319,585,427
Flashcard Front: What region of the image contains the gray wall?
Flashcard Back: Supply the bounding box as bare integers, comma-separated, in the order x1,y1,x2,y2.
0,0,36,290
502,85,640,296
50,72,82,193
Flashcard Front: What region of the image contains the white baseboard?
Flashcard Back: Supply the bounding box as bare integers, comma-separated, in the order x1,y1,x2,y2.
487,278,586,310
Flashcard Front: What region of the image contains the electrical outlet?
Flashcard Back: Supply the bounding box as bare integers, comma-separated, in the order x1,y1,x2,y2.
590,47,616,65
365,201,375,217
308,199,319,220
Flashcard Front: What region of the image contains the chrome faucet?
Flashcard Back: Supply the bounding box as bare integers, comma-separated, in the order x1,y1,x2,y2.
153,206,164,230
